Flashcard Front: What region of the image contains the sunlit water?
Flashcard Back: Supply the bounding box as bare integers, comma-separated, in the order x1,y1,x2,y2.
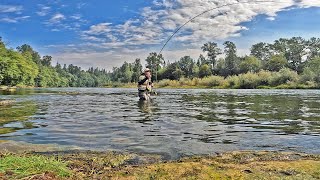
1,88,320,159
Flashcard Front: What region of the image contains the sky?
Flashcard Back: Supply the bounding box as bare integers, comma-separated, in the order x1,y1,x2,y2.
1,0,320,70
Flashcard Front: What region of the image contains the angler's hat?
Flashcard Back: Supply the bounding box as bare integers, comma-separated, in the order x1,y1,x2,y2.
144,68,151,72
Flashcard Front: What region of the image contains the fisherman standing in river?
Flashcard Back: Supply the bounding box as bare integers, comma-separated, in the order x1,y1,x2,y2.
138,68,154,101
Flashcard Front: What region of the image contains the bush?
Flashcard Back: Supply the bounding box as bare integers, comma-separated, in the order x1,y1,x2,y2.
238,72,260,89
198,76,225,87
302,57,320,84
157,79,172,87
257,70,272,86
269,68,299,86
225,75,240,88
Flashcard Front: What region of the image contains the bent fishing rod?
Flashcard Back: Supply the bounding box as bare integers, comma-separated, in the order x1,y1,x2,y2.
158,0,296,55
152,0,297,82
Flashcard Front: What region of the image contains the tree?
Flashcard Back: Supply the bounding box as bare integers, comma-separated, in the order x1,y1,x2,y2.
16,44,41,64
215,58,228,77
239,56,261,73
201,42,221,71
224,41,239,75
42,55,52,66
0,37,7,56
197,54,207,66
178,56,194,78
145,52,164,81
250,42,272,61
199,64,212,78
265,54,288,72
160,62,182,80
132,58,143,82
306,37,320,60
190,62,200,78
272,37,307,72
302,57,320,83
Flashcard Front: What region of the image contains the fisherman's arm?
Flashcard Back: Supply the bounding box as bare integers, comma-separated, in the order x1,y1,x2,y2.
138,77,148,85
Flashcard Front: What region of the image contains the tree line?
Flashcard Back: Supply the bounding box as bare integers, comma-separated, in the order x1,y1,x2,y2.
0,37,111,87
112,37,320,86
1,36,320,87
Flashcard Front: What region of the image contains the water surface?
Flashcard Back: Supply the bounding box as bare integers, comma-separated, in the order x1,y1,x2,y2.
1,88,320,159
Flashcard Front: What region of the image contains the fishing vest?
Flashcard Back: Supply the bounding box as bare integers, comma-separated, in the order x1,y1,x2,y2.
138,75,152,91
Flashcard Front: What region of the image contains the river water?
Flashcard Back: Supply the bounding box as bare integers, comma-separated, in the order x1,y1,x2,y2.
0,88,320,159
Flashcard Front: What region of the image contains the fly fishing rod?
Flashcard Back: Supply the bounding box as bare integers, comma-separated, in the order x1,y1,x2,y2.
158,0,295,55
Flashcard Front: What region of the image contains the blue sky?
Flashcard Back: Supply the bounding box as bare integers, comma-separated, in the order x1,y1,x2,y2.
1,0,320,70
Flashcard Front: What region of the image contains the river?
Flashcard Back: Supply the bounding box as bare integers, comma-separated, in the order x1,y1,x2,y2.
0,88,319,159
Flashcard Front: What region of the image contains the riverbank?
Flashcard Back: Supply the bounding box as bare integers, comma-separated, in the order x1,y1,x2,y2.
104,70,320,89
0,149,319,179
104,80,319,89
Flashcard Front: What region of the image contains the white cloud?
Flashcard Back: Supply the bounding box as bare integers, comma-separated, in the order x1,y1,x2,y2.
84,23,112,34
298,0,320,8
0,5,23,13
37,6,51,16
49,13,65,23
0,15,30,23
43,11,87,32
70,14,82,20
51,0,320,70
0,17,17,23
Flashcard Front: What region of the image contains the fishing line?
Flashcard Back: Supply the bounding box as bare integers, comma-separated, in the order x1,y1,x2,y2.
158,0,296,55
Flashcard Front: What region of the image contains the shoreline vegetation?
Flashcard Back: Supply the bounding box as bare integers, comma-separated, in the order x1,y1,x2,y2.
1,36,320,89
0,147,319,179
105,69,320,89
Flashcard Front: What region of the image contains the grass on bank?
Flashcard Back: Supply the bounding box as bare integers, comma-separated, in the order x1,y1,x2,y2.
0,153,71,179
0,151,319,179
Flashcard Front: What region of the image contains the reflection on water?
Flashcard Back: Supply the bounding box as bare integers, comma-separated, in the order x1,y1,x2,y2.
0,88,320,159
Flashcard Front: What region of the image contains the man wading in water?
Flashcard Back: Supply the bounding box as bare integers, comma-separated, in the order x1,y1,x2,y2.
138,68,154,101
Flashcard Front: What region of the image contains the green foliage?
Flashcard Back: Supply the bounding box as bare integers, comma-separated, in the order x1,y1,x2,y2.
201,42,222,69
271,37,307,72
239,56,261,73
198,76,224,87
302,57,320,84
224,41,239,75
0,39,111,87
238,72,261,89
269,68,299,86
145,52,164,81
1,36,320,88
0,154,71,179
250,42,272,61
178,56,194,78
226,75,240,88
199,64,212,78
0,49,38,86
159,62,182,80
265,54,288,71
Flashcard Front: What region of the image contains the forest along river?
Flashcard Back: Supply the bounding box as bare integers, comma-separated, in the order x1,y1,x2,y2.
0,88,320,159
